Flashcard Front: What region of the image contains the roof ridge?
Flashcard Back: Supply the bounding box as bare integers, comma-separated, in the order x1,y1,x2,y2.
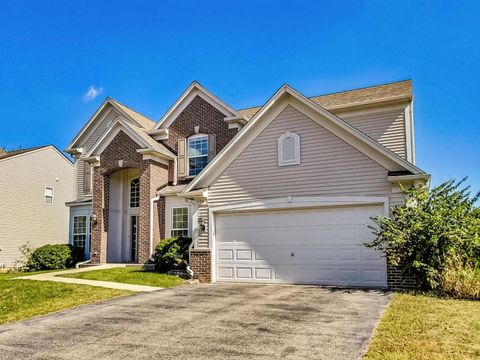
109,98,156,124
237,79,412,112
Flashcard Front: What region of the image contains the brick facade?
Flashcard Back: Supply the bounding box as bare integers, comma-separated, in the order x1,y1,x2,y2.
161,95,238,155
90,130,168,264
189,249,211,282
387,261,417,289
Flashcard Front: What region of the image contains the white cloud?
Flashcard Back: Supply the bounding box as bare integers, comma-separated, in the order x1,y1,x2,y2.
83,85,104,101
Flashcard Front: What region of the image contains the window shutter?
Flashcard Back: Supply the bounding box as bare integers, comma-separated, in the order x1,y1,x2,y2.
83,161,92,193
178,138,187,178
208,134,216,162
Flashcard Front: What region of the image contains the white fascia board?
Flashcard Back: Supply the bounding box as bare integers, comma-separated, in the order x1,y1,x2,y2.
84,155,100,166
66,98,112,151
177,188,208,200
136,148,172,165
183,85,425,193
154,81,239,130
85,119,147,158
224,115,248,130
388,173,430,183
66,98,152,152
147,128,169,140
209,195,389,215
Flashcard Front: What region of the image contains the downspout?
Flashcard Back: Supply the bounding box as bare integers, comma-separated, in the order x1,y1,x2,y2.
75,258,91,269
149,196,160,260
185,198,199,278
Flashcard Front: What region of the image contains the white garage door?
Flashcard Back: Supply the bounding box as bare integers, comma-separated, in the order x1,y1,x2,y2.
215,205,386,287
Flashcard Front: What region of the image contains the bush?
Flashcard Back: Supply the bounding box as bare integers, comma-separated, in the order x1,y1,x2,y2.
26,244,83,271
364,178,480,294
441,258,480,300
153,237,191,272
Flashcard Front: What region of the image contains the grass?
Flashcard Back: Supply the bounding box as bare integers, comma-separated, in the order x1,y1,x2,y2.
364,293,480,360
59,267,184,288
0,271,131,325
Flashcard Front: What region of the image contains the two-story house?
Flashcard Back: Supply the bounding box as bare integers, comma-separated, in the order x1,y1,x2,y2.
65,80,429,288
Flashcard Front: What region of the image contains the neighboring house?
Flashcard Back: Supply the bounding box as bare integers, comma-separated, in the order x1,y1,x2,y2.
65,80,429,288
0,146,74,268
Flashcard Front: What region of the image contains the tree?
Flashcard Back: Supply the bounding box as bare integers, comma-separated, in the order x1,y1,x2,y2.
365,178,480,291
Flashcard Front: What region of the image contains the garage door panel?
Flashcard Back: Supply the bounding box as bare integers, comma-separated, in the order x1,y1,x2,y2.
215,205,386,287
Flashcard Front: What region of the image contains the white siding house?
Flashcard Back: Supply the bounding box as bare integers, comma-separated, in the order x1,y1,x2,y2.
0,146,74,268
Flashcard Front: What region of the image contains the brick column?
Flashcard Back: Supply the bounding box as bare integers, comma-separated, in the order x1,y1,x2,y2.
189,249,211,282
138,159,169,263
90,168,108,264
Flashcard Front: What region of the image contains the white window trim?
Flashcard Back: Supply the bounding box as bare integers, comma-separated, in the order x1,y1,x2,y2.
72,215,88,250
187,133,209,177
44,186,54,205
129,177,140,209
170,206,190,237
278,131,301,166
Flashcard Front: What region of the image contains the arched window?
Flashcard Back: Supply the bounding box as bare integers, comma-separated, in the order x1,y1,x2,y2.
278,132,300,166
130,178,140,208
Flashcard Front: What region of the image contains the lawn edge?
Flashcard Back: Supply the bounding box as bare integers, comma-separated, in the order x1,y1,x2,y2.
359,291,394,359
0,283,136,328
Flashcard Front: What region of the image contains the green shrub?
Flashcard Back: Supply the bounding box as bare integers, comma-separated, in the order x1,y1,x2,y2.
364,178,480,294
153,237,191,272
26,244,83,271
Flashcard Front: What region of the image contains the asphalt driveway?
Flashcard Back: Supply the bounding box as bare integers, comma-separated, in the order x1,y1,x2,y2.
0,283,391,360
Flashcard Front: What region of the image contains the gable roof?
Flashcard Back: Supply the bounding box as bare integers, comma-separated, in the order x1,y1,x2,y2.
109,99,156,130
0,146,46,161
238,80,412,119
153,81,240,130
66,97,156,153
183,83,425,193
85,117,174,160
0,145,73,165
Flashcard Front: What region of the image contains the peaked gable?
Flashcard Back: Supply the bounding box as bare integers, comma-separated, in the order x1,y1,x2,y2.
208,105,392,205
183,85,426,193
154,81,239,130
67,99,156,153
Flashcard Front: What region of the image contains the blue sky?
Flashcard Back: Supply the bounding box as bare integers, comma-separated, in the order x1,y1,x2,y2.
0,1,479,189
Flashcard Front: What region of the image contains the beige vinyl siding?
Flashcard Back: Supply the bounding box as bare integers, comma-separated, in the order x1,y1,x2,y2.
75,109,119,199
196,205,209,248
334,104,407,159
0,148,74,268
204,105,402,248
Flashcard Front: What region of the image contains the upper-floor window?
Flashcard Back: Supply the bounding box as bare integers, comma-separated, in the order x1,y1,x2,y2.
130,178,140,208
278,132,300,166
44,186,54,205
188,134,208,176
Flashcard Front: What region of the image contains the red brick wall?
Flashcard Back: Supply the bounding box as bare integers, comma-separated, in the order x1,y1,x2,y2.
90,130,169,264
161,95,238,154
189,249,211,282
387,261,417,289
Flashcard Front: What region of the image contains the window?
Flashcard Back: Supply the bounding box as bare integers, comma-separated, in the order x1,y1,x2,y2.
188,135,208,176
171,207,189,237
73,216,87,251
278,132,300,166
44,186,54,204
84,162,92,194
130,178,140,208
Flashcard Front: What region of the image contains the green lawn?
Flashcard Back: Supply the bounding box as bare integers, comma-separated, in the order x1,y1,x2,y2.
0,272,131,325
59,267,184,288
365,293,480,359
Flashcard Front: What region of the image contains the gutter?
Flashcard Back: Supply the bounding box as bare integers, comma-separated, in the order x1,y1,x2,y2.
149,196,160,259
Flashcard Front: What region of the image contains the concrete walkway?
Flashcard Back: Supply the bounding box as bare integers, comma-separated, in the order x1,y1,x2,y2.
16,264,163,292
